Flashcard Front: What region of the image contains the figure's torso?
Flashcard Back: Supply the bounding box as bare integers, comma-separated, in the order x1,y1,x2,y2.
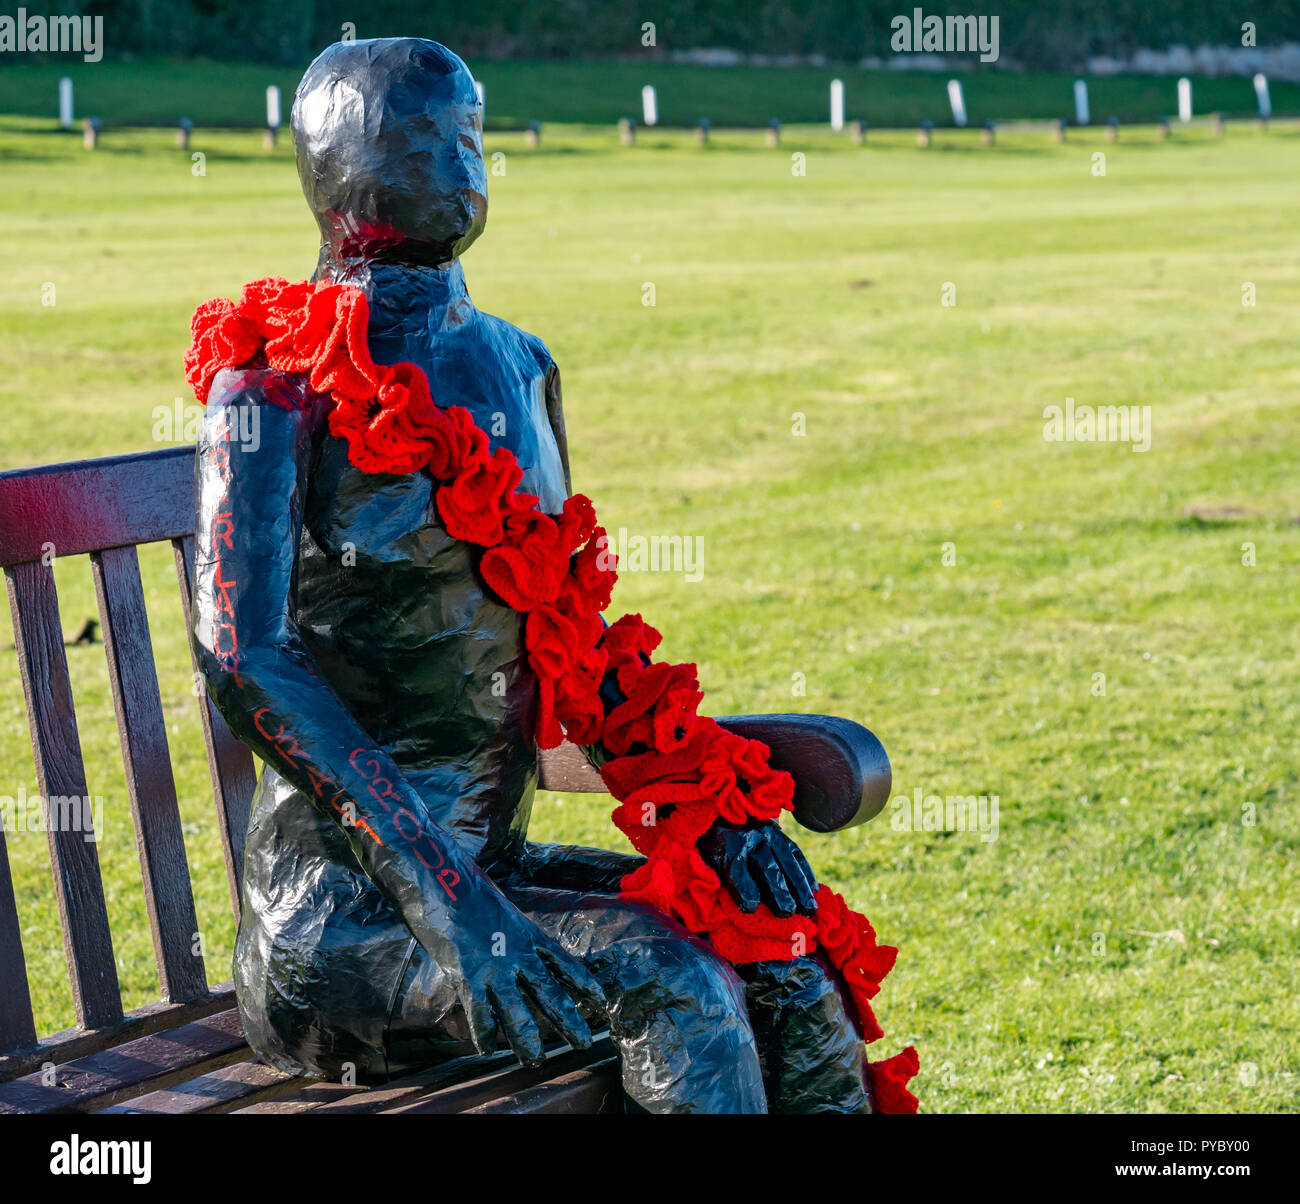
237,285,570,1059
297,299,566,864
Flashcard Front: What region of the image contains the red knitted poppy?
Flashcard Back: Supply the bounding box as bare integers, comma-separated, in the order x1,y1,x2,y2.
186,276,919,1112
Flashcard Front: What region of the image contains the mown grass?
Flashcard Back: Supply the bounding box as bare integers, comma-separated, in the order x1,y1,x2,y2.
0,110,1297,1112
1,55,1298,128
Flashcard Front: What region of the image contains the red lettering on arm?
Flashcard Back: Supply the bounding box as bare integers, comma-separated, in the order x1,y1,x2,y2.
349,748,465,897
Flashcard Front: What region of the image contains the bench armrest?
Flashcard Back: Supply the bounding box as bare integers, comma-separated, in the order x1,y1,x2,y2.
716,714,891,834
537,714,891,835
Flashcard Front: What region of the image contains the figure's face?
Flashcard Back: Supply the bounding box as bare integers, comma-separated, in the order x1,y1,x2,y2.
292,38,487,266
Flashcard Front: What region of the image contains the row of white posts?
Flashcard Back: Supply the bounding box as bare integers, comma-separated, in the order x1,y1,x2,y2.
909,73,1272,129
59,79,290,142
54,73,1279,140
634,74,1275,132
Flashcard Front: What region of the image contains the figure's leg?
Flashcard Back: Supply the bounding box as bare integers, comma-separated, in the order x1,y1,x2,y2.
380,882,766,1111
739,954,874,1114
507,884,768,1114
519,840,643,895
381,939,488,1077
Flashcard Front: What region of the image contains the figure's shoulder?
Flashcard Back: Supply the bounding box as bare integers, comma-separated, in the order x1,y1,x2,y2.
207,366,313,413
472,310,556,374
199,368,325,465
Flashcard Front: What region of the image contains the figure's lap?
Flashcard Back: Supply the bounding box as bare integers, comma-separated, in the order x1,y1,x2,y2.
382,870,871,1112
383,879,766,1109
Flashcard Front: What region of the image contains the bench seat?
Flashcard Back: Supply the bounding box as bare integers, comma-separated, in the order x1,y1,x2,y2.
0,988,621,1115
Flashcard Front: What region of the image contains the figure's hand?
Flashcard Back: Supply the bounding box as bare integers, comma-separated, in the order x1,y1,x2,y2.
699,819,820,918
451,912,607,1068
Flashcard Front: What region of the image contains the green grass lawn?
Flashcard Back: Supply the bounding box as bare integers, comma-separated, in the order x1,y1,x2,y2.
1,56,1298,128
1,111,1297,1113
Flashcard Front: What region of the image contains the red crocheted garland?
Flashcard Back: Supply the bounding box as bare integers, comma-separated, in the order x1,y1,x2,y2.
185,277,919,1112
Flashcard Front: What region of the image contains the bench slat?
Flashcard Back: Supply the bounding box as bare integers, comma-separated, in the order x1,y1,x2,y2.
92,544,208,1003
4,560,122,1031
538,739,604,793
374,1040,618,1115
108,1053,621,1117
0,446,195,569
0,830,37,1056
235,1040,615,1116
0,1006,248,1114
0,983,236,1083
232,1047,516,1114
172,536,256,919
101,1058,299,1114
462,1059,622,1114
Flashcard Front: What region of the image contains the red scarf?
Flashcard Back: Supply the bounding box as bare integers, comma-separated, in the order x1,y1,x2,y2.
186,277,919,1111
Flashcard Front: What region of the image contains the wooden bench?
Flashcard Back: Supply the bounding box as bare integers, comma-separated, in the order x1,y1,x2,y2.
0,445,890,1115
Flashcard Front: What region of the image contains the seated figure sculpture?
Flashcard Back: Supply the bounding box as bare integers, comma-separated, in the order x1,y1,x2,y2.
188,37,917,1114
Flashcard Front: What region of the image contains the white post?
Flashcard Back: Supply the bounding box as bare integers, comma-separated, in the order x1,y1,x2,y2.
1177,77,1192,123
947,79,967,128
641,84,658,127
1073,79,1090,125
58,75,74,129
829,78,844,132
1253,73,1271,118
475,80,485,111
266,85,282,130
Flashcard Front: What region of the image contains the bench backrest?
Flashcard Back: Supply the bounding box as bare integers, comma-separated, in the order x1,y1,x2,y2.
0,445,602,1075
0,446,258,1066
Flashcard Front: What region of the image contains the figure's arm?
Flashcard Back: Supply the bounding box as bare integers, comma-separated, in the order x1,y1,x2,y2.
543,361,571,496
521,842,644,896
194,369,602,1065
538,354,815,914
690,712,893,915
540,353,821,920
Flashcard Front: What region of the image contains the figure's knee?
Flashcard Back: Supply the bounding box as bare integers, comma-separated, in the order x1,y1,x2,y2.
602,928,766,1113
742,955,872,1115
743,952,843,1017
599,919,753,1032
511,892,766,1111
520,889,755,1030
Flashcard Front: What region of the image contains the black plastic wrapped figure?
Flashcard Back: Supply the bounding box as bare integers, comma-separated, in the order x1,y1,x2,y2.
191,37,883,1113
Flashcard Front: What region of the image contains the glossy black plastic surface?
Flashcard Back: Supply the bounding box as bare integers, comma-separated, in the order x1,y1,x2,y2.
192,37,874,1112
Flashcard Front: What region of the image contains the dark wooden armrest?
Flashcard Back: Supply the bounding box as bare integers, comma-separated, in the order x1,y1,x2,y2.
537,715,890,835
716,714,891,834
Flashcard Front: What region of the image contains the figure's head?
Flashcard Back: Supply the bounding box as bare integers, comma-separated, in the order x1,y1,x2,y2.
292,37,486,267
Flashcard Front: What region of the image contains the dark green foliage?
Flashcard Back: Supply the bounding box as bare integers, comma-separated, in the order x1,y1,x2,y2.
6,2,1300,68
